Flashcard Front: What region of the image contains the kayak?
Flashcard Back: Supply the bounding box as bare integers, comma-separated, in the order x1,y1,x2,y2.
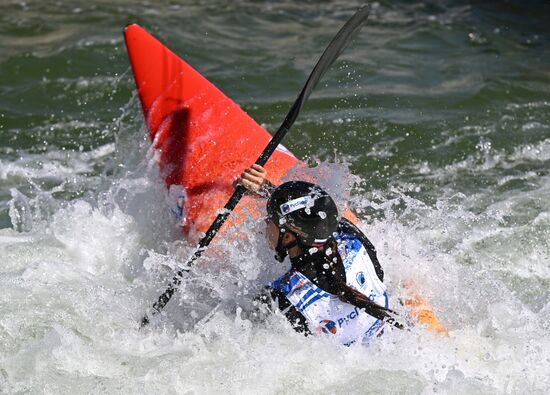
123,24,447,335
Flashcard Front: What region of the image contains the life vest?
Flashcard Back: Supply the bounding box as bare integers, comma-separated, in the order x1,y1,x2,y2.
271,231,388,345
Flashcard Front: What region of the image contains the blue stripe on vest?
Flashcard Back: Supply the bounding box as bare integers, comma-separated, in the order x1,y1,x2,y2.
295,287,330,312
364,319,383,339
294,288,316,311
300,292,330,311
362,291,389,341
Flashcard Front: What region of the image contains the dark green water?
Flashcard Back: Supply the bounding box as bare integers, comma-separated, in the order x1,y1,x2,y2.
1,1,549,393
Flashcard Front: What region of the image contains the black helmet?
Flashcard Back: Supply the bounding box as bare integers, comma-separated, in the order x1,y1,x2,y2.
266,181,339,246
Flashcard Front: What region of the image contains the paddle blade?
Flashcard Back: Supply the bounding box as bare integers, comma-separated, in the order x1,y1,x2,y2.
258,4,370,165
283,5,370,130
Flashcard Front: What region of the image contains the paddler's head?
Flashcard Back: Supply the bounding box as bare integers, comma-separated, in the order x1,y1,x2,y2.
265,181,339,262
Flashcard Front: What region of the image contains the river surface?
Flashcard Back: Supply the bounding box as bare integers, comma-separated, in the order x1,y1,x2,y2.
1,1,549,394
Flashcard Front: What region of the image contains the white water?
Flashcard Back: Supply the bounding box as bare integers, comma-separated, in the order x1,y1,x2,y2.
1,119,549,395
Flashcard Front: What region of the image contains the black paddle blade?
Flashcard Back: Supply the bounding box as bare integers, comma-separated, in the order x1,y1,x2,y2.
284,5,370,130
257,4,370,165
140,5,371,327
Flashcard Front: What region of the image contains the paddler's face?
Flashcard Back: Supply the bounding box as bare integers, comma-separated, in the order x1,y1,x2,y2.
265,218,296,250
265,219,280,249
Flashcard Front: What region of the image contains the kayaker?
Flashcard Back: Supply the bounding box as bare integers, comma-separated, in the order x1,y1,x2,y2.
238,164,397,345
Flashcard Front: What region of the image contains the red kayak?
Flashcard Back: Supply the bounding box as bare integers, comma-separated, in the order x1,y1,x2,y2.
124,24,298,234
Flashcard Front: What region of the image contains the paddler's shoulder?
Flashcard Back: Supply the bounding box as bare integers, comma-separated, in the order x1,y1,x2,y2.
336,217,384,282
335,218,365,248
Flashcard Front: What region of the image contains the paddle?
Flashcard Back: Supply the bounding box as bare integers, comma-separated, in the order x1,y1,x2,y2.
140,5,371,328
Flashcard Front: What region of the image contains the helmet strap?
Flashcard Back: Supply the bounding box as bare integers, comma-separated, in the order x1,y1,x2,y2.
274,229,300,262
274,229,288,262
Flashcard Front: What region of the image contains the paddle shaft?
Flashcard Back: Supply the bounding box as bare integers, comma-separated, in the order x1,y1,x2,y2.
141,5,371,327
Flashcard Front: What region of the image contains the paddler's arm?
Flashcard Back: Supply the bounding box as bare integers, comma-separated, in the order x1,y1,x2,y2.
236,164,277,198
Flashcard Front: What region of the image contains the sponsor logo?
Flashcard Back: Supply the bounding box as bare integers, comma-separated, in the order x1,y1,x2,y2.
279,196,313,215
356,271,366,286
336,306,361,328
290,279,307,293
317,308,367,336
316,319,337,334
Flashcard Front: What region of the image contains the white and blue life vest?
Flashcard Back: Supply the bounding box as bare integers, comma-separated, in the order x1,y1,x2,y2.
271,232,388,346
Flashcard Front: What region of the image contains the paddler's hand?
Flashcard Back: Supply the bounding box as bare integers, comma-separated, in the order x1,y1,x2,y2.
236,164,268,194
